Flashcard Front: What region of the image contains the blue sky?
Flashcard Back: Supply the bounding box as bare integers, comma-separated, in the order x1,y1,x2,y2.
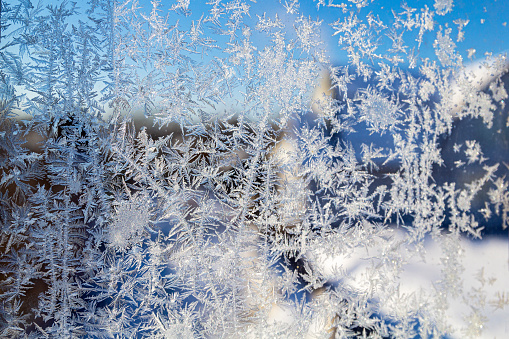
23,0,509,67
8,0,509,120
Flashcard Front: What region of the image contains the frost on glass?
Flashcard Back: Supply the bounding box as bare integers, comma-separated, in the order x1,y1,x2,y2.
0,0,508,338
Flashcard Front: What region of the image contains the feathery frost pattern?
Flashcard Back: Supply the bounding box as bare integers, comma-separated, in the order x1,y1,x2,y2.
0,0,509,337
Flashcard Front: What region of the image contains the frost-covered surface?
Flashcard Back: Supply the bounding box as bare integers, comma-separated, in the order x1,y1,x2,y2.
1,0,509,338
307,230,509,338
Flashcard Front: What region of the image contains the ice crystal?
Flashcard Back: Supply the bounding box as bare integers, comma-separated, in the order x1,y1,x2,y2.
108,192,152,249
